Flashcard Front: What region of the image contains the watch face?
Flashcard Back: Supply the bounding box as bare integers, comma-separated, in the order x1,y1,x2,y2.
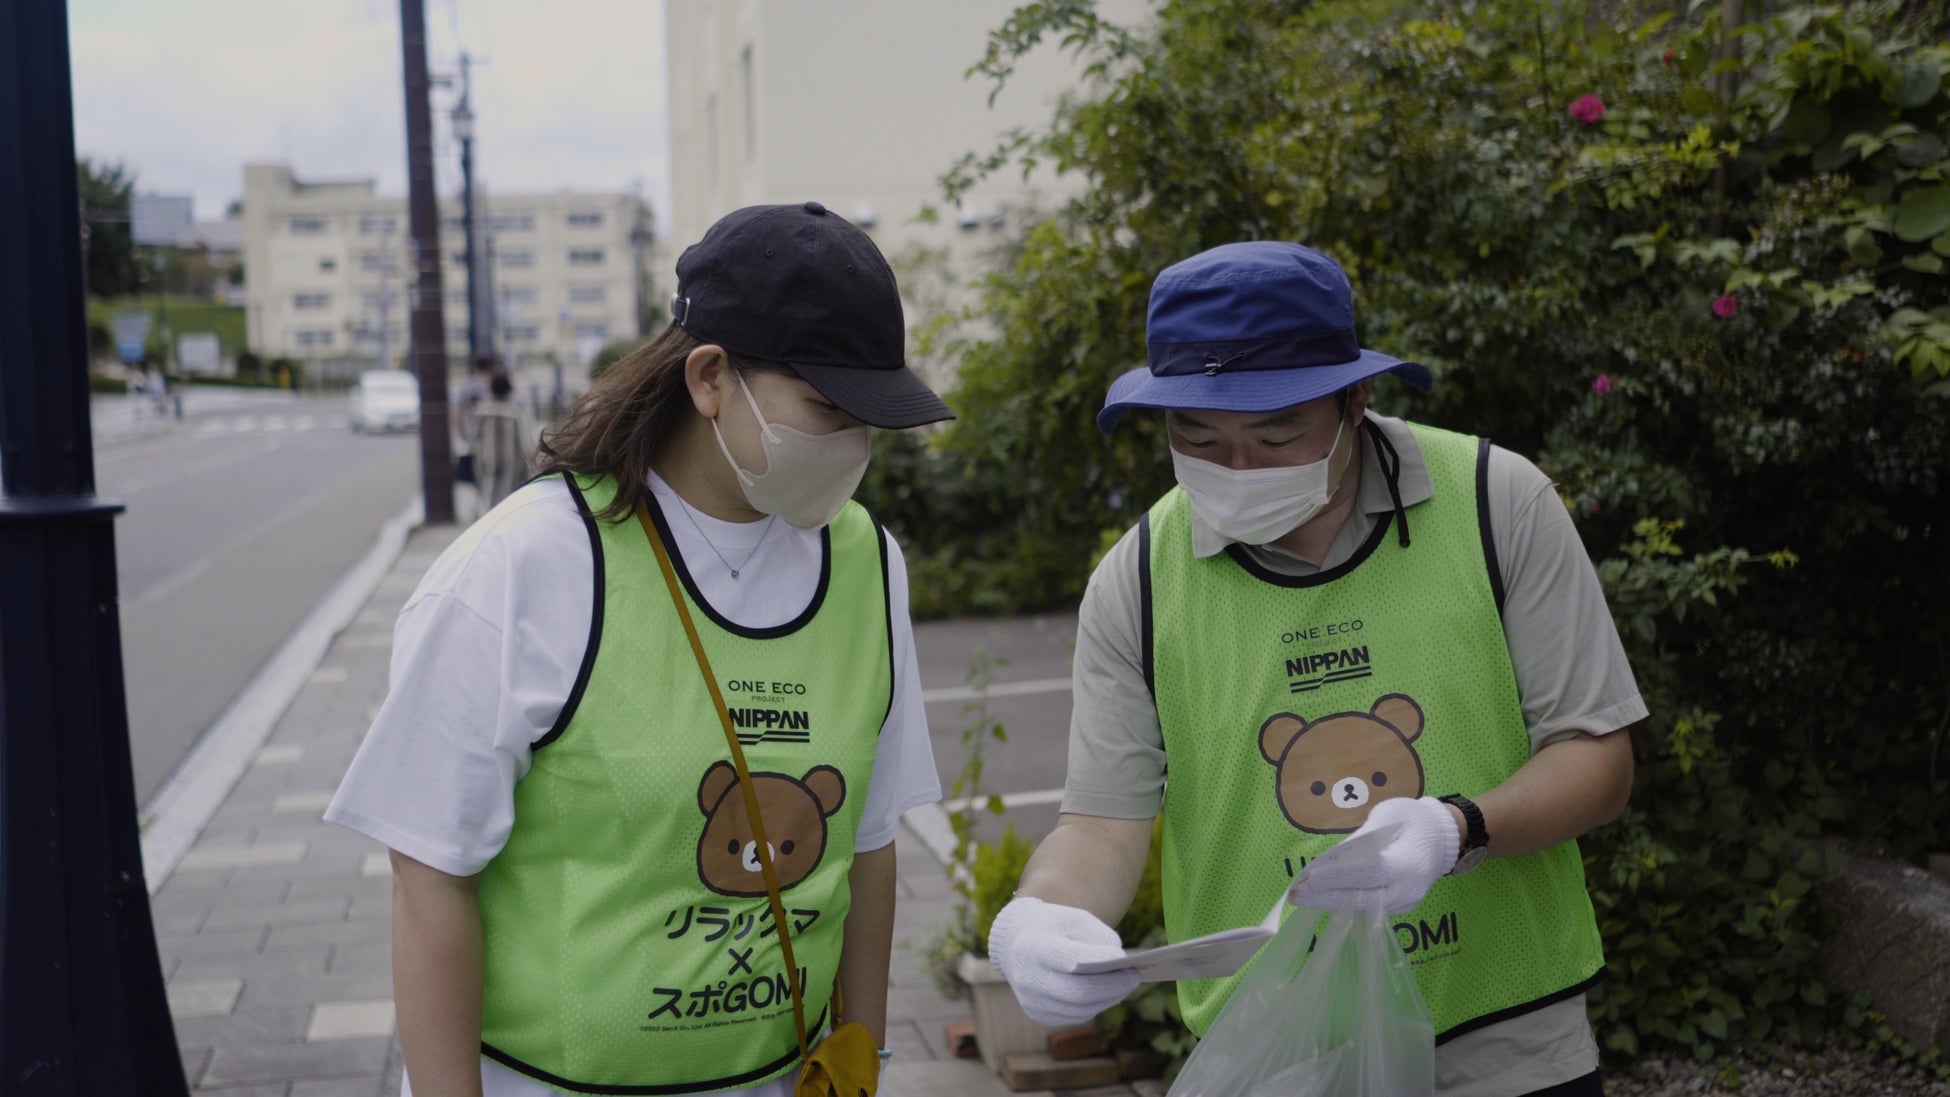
1453,846,1490,876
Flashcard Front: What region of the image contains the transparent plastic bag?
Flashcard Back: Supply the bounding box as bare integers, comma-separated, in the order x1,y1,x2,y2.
1166,895,1435,1097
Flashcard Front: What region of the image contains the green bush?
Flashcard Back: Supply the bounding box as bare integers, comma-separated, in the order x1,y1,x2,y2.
587,338,644,383
863,0,1950,1067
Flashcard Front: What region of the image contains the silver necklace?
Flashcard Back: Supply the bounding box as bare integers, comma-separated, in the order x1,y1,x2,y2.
676,499,776,579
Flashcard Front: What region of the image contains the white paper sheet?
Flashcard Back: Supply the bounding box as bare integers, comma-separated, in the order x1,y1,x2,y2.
1068,817,1407,983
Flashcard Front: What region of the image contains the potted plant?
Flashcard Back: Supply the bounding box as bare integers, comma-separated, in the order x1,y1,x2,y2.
922,651,1197,1082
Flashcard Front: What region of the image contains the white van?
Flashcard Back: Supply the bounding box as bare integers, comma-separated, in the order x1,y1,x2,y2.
350,371,421,433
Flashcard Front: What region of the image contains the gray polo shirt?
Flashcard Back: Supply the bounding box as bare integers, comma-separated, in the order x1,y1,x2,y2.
1064,412,1647,1097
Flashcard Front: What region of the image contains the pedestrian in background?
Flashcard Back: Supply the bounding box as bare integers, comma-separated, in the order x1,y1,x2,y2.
467,373,531,518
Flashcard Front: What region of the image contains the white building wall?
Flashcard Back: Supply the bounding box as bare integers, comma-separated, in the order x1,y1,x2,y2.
665,0,1148,386
242,164,650,377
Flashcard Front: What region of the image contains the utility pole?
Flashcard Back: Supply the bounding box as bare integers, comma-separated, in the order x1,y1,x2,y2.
0,0,191,1090
401,0,455,524
450,53,489,367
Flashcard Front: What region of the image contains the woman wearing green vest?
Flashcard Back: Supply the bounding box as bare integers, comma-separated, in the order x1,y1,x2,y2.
327,202,954,1096
986,242,1643,1096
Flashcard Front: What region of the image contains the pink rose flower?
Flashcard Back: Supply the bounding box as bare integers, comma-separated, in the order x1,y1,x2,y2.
1587,503,1601,516
1712,294,1737,318
1592,374,1613,397
1569,94,1607,125
1661,50,1675,66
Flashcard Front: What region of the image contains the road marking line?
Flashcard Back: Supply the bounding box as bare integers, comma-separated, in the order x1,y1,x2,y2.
920,676,1071,704
942,787,1067,813
902,788,1069,871
122,463,370,615
139,498,422,895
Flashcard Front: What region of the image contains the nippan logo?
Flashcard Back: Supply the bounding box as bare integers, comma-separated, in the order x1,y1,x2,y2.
728,707,811,745
1285,646,1374,694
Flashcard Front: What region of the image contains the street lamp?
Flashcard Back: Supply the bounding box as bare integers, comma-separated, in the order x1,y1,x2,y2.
446,56,488,368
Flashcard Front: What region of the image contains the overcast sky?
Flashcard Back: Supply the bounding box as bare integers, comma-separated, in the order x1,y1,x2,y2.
68,0,672,231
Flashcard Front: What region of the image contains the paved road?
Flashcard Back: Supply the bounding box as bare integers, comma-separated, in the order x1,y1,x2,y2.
89,391,423,807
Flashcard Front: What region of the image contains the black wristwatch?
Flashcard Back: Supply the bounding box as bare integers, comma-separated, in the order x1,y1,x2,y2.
1438,793,1490,876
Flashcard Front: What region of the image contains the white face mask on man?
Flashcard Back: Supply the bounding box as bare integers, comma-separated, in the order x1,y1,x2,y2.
1170,413,1353,548
711,370,871,530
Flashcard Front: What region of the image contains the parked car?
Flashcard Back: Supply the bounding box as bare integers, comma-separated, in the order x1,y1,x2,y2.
350,371,420,433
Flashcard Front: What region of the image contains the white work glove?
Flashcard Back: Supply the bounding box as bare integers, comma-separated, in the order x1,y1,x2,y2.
1288,797,1461,916
987,897,1141,1027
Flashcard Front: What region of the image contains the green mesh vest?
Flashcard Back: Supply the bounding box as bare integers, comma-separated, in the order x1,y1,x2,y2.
1146,423,1604,1040
476,474,892,1094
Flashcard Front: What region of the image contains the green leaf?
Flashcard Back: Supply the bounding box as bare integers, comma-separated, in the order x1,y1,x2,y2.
1891,66,1942,110
1701,1009,1728,1039
1893,187,1950,242
1680,84,1723,118
1902,253,1945,274
1895,132,1945,169
1845,226,1883,266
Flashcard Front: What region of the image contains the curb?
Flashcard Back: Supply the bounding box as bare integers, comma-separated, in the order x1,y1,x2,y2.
138,497,424,895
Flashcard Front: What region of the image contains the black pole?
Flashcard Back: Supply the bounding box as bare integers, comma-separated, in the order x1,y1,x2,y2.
458,53,484,365
402,0,455,524
0,1,191,1092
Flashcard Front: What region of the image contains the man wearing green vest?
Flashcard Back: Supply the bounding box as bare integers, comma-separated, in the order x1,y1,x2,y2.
988,242,1644,1097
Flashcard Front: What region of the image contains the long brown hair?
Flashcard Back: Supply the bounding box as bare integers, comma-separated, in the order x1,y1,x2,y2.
533,323,776,522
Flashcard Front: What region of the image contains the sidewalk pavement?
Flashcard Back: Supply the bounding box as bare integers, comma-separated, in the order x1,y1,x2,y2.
152,521,1160,1097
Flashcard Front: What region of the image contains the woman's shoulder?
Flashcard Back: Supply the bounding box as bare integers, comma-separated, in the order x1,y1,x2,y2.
412,475,595,605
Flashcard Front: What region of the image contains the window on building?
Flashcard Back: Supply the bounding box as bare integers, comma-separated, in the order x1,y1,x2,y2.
359,252,389,272
568,249,605,267
489,213,535,233
448,290,470,306
567,210,604,229
499,251,536,269
707,94,720,191
741,44,756,163
289,217,328,236
505,326,541,342
575,322,610,342
293,292,331,310
318,258,337,273
294,330,334,348
359,216,399,235
500,286,539,306
567,284,608,304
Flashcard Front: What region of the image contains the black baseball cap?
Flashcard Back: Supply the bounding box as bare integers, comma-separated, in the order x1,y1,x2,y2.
672,201,954,428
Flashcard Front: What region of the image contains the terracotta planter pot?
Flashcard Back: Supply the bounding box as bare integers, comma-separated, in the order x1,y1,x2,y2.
956,950,1052,1074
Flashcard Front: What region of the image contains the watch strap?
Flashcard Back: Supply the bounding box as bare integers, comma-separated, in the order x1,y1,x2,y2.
1438,793,1488,866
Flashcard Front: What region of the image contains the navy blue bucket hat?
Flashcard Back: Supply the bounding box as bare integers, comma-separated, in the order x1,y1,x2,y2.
1097,241,1432,433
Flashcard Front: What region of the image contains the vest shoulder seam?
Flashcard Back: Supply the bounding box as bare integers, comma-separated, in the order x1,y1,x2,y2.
533,471,603,752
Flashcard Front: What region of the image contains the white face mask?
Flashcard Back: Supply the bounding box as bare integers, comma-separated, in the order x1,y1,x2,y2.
712,371,871,530
1170,414,1352,548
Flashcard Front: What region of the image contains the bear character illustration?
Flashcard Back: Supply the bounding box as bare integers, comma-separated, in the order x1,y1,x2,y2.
1258,693,1426,834
695,761,847,897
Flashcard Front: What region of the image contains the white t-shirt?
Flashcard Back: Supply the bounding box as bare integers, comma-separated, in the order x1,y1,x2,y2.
325,472,940,1097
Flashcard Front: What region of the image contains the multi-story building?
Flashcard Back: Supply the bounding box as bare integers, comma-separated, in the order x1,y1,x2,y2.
664,0,1148,387
242,163,652,378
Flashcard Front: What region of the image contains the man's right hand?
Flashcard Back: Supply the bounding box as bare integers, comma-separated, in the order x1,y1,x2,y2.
987,897,1141,1027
